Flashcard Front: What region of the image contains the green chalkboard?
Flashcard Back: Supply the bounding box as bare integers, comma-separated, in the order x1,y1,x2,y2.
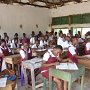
52,16,69,25
61,16,69,24
52,13,90,25
83,13,90,23
52,17,62,25
71,15,83,24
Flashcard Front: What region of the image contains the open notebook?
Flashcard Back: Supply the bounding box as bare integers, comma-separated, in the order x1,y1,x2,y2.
56,63,78,70
0,77,7,87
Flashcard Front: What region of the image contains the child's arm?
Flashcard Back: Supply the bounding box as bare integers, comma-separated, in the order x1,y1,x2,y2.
0,52,4,57
42,61,59,67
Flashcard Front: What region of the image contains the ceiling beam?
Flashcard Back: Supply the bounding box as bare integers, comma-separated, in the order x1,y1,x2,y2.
37,0,65,5
14,1,50,8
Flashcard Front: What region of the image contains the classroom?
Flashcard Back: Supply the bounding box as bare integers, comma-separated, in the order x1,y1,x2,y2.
0,0,90,90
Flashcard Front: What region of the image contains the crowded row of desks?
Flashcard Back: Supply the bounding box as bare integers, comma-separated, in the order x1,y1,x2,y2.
2,47,90,90
0,31,90,90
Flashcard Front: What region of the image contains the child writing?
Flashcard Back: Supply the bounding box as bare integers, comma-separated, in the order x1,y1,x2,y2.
40,45,67,90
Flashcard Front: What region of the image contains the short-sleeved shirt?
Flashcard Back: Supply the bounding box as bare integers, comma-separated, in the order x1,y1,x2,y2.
43,50,55,62
86,42,90,51
31,44,38,49
78,38,84,43
57,37,64,46
30,37,35,44
20,48,31,59
10,43,19,49
68,45,76,55
44,40,49,45
0,46,11,54
62,41,72,49
39,40,44,46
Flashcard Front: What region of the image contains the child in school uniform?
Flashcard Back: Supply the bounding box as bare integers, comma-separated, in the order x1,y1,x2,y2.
67,37,79,63
31,40,39,49
85,39,90,55
62,36,72,49
0,39,11,71
40,45,67,90
0,39,16,90
20,41,32,61
20,41,39,85
39,36,45,49
57,33,64,47
44,35,49,48
10,38,19,49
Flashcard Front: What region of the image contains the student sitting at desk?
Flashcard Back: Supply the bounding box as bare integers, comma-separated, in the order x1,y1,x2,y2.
85,39,90,55
20,41,32,84
67,37,79,63
0,39,11,71
10,38,19,49
62,36,72,49
31,40,39,49
39,36,45,49
20,41,39,85
40,45,67,90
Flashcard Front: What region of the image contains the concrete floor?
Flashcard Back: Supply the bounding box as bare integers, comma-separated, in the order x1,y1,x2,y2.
17,70,90,90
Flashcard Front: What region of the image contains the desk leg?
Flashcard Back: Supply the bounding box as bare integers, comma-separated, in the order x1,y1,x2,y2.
31,68,36,90
81,75,84,90
68,81,71,90
49,76,53,90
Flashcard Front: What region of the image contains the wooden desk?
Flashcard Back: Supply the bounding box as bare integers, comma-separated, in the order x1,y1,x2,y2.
78,55,90,69
10,48,20,54
0,80,13,90
4,54,21,69
22,58,43,90
4,54,21,77
49,65,85,90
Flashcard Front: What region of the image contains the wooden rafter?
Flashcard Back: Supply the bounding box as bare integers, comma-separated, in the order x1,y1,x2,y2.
0,0,83,8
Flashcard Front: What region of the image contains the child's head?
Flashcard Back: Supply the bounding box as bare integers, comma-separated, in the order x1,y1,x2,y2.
23,33,26,37
53,45,63,56
45,35,48,40
22,42,29,50
65,36,71,42
71,37,78,46
0,39,6,46
35,40,39,45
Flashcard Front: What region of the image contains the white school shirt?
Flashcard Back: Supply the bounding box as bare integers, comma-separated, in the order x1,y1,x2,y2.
43,50,55,62
31,44,38,49
67,33,71,37
39,40,44,47
42,50,57,73
44,40,49,45
57,37,64,46
0,46,11,53
48,35,53,41
30,37,35,44
20,48,31,59
68,45,76,55
78,38,84,43
86,42,90,51
10,43,19,49
62,41,72,49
